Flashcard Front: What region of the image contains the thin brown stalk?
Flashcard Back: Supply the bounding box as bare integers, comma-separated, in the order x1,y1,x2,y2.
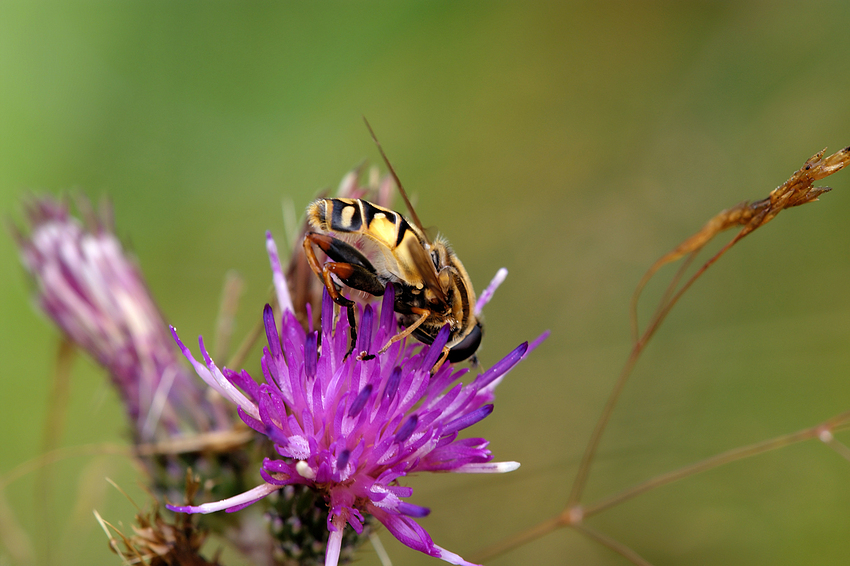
630,250,695,344
569,229,741,507
93,510,136,566
480,147,850,563
567,337,643,506
633,147,848,299
470,515,564,563
134,428,254,456
1,443,136,490
822,409,850,429
633,229,742,362
573,523,655,566
632,146,850,345
475,411,850,563
568,146,850,509
583,423,825,518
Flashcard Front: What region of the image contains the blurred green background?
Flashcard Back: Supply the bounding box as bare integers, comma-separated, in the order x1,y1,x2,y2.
2,2,850,565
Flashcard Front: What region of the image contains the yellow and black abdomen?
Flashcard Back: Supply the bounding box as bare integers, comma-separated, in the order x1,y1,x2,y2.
306,198,430,286
307,198,418,250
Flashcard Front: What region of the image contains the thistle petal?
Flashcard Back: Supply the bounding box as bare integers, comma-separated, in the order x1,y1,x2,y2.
168,232,545,566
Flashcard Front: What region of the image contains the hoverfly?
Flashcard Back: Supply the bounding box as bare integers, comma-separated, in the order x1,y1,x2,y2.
302,121,482,370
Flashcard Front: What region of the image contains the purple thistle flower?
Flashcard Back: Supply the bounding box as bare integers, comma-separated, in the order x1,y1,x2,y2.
169,232,547,566
14,195,232,442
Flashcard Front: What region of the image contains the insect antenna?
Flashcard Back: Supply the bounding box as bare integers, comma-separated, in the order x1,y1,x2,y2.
362,116,427,235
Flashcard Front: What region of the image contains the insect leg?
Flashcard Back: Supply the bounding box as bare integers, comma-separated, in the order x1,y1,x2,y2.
377,306,430,354
430,346,451,374
379,308,450,373
304,232,388,359
303,234,353,307
345,305,357,360
303,233,386,299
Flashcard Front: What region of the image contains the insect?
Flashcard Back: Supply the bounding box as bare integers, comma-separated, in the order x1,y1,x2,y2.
302,123,482,370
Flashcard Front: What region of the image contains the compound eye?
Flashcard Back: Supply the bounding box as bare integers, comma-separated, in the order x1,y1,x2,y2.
447,321,483,363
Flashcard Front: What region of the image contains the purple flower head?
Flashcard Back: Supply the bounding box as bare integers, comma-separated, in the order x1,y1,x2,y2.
14,195,231,441
169,233,547,566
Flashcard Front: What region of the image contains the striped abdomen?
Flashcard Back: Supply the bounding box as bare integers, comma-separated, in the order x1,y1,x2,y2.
306,198,424,251
306,198,430,288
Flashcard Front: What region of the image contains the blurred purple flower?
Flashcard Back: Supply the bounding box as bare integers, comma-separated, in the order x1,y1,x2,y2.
169,232,546,566
14,195,231,442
